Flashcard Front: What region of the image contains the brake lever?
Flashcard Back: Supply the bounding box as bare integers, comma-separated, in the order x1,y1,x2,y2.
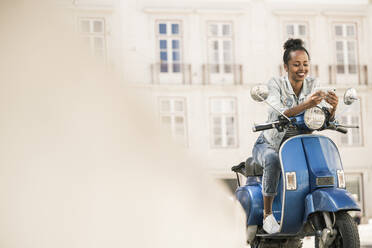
325,122,348,134
275,115,293,132
334,124,359,128
329,121,359,129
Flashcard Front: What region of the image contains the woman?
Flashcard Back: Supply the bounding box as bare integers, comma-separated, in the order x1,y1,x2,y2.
253,39,338,234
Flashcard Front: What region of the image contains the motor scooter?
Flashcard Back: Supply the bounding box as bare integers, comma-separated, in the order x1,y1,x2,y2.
232,86,361,248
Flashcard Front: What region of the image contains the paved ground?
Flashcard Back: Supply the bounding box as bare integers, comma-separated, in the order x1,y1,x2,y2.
359,219,372,246
246,219,372,247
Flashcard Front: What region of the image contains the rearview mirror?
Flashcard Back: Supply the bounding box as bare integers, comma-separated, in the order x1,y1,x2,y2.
250,85,269,102
344,88,358,105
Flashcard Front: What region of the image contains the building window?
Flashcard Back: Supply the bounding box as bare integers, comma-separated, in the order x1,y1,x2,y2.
207,22,234,75
156,21,182,73
79,18,106,60
338,99,362,146
284,22,309,49
159,97,187,144
345,173,364,214
333,23,358,76
210,98,238,148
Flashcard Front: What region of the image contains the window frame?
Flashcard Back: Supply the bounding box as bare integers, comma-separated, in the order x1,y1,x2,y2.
209,97,239,149
345,172,365,216
158,97,188,146
332,22,360,77
155,20,184,74
283,21,310,50
78,17,107,62
206,21,235,75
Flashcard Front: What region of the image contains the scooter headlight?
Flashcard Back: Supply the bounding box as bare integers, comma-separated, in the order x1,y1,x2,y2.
304,107,325,130
337,170,346,188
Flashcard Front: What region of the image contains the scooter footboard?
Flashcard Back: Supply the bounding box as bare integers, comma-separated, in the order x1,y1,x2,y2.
303,188,361,223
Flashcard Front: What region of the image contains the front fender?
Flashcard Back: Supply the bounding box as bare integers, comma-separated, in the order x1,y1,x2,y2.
303,188,360,223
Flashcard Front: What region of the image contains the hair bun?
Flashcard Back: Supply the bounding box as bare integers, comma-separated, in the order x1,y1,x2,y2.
283,38,304,50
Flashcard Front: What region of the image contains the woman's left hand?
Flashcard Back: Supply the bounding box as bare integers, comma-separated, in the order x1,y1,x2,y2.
325,91,338,110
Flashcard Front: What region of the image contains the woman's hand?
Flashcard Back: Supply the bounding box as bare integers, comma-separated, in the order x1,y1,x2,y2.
325,91,338,118
305,91,325,108
325,91,338,110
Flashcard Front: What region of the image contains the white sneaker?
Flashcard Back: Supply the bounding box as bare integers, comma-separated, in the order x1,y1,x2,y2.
263,214,280,234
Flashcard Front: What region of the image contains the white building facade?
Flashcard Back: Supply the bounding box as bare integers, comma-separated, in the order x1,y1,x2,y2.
63,0,372,221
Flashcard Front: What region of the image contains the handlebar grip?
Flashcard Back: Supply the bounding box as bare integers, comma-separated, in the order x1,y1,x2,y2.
252,123,276,132
336,127,348,134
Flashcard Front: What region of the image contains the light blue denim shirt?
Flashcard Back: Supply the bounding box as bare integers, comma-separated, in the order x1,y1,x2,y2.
262,76,323,151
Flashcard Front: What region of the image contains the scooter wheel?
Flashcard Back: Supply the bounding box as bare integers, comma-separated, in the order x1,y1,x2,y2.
315,211,360,248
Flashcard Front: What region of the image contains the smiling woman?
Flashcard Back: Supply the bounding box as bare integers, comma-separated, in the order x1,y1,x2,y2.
250,38,340,234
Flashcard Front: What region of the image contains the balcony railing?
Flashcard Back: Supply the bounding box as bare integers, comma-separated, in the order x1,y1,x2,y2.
278,64,319,78
328,64,368,85
150,63,192,84
202,64,243,85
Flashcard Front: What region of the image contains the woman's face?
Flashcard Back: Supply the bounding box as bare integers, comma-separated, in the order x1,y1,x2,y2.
284,50,309,84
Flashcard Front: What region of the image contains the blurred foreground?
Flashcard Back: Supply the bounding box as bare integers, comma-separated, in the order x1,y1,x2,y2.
0,1,244,247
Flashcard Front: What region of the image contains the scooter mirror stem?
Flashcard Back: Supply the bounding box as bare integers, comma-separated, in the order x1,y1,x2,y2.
251,85,291,122
256,94,291,122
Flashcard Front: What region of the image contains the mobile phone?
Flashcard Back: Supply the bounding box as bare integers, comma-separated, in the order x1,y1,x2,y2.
327,88,336,93
315,87,335,94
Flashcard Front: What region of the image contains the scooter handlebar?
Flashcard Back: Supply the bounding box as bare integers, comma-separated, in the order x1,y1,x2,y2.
326,121,354,134
252,122,278,132
335,127,348,134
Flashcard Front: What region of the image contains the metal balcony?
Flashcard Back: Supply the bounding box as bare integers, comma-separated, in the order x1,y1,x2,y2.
150,63,192,85
202,64,243,85
328,64,368,85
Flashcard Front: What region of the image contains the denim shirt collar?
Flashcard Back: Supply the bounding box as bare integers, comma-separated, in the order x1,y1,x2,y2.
284,75,311,102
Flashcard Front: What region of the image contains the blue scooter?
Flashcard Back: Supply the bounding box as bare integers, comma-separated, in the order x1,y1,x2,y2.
232,86,361,248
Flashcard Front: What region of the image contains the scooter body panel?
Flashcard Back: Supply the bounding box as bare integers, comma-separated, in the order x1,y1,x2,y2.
301,136,343,191
279,136,310,234
236,181,263,225
303,188,361,222
236,177,283,226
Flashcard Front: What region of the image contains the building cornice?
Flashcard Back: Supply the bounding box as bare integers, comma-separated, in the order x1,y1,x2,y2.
321,10,368,17
195,8,248,15
143,8,194,14
272,10,319,16
272,9,368,17
67,2,115,12
143,7,248,15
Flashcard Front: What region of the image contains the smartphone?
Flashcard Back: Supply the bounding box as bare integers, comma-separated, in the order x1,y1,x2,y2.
315,87,336,94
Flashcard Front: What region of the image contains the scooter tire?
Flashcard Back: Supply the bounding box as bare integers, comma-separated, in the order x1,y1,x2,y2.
314,211,360,248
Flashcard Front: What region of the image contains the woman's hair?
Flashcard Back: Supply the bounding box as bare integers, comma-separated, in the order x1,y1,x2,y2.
283,38,310,65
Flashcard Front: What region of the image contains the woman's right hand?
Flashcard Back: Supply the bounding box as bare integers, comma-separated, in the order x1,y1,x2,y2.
305,90,325,108
283,90,325,117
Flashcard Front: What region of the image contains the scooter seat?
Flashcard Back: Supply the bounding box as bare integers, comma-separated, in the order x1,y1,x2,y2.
231,161,246,176
231,157,263,177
